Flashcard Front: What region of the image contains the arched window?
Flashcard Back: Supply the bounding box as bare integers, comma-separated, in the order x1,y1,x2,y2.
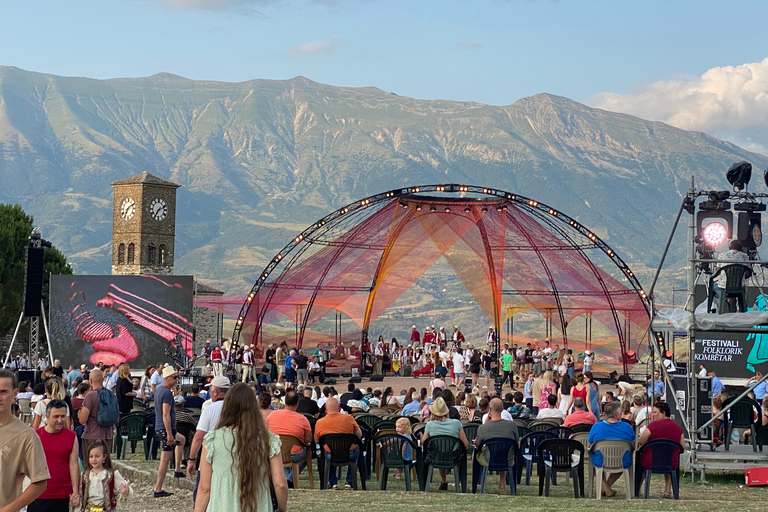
148,243,156,264
117,244,125,264
158,244,167,265
127,243,135,265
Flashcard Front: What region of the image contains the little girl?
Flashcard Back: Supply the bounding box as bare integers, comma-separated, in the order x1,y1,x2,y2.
392,349,402,377
393,417,414,478
81,441,132,511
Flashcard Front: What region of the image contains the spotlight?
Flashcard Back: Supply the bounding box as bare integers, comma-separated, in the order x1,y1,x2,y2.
415,204,422,212
399,201,408,209
481,207,488,213
737,210,763,250
726,161,752,191
464,206,471,213
702,222,728,246
622,350,638,365
430,205,437,212
496,205,503,211
444,206,451,213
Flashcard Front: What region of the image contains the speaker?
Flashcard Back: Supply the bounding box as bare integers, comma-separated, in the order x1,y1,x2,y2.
23,245,44,317
369,375,384,382
348,376,362,383
18,369,40,387
324,378,337,385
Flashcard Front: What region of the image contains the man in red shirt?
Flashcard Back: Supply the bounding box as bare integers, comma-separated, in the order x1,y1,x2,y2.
563,398,597,428
266,390,312,487
636,401,684,499
29,400,80,512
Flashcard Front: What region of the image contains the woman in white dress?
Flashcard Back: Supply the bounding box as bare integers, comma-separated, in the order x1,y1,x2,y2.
558,373,573,416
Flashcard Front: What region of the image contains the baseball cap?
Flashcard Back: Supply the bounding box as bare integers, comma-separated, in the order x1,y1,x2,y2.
174,395,186,405
205,376,231,389
162,366,178,379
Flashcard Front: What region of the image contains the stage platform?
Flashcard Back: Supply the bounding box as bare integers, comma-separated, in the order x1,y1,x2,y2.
687,445,768,481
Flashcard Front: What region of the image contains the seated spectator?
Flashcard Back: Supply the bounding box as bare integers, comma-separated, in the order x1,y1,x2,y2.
459,394,478,421
537,394,565,420
174,395,197,426
441,389,461,420
314,397,362,489
347,389,369,412
422,397,469,490
297,388,320,417
508,391,532,420
259,391,273,421
17,381,34,400
474,398,519,493
267,390,312,488
339,383,356,408
402,392,422,416
184,384,205,409
636,401,684,499
587,401,635,497
271,389,285,410
563,397,597,428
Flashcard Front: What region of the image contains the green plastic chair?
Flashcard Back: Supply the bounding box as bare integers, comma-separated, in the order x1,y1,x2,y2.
422,435,467,493
707,264,752,313
115,413,148,459
355,414,383,432
723,397,760,451
377,434,419,491
462,424,479,459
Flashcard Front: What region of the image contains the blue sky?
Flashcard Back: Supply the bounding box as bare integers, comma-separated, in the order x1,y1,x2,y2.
2,0,768,151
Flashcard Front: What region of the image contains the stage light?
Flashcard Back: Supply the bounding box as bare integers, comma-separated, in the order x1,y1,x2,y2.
622,350,638,364
702,221,728,246
430,205,437,212
444,206,451,212
464,206,470,213
400,201,408,209
726,161,752,191
415,204,422,212
496,205,503,211
737,210,763,250
481,207,488,213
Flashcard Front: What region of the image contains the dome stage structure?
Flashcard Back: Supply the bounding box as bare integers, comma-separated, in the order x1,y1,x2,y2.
232,184,652,375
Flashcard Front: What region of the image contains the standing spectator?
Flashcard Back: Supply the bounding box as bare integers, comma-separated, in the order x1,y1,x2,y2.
276,344,286,384
140,365,155,402
0,369,50,511
587,401,635,497
66,365,83,390
70,382,91,421
185,384,206,409
584,371,601,422
115,363,136,417
33,378,69,429
452,348,466,389
285,350,297,384
314,397,363,489
636,401,684,499
709,371,724,396
153,366,186,498
105,365,119,392
294,349,309,386
267,390,312,487
194,383,288,512
150,363,164,396
78,369,114,457
647,370,665,402
583,350,592,372
51,359,64,379
474,398,518,493
80,441,132,510
747,372,767,404
29,400,80,512
265,343,277,382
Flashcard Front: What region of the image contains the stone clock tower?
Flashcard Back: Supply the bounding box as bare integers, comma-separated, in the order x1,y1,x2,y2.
110,172,180,275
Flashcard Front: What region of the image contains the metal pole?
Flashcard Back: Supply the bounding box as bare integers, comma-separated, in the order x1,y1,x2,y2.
648,195,689,298
697,372,768,432
686,178,698,473
40,301,53,365
3,311,25,366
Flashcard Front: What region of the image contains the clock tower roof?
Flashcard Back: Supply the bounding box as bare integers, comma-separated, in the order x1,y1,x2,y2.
111,171,180,188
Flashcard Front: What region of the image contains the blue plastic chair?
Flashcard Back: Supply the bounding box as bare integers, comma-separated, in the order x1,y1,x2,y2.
519,431,555,485
474,438,517,495
634,439,684,500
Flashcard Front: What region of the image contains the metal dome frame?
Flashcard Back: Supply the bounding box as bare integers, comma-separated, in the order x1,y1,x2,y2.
232,184,652,374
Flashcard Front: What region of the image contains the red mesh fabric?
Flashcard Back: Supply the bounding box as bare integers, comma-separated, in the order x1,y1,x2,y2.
235,197,650,369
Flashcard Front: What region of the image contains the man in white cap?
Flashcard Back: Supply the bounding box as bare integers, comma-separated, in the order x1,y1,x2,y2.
410,325,420,345
452,326,465,350
201,341,212,365
422,326,434,351
242,345,254,383
211,344,223,377
187,375,229,497
486,326,497,348
438,327,447,351
583,350,592,373
153,365,186,498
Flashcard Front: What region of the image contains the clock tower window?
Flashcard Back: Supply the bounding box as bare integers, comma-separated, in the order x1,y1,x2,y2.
118,244,126,264
159,244,167,265
148,243,156,264
127,243,135,265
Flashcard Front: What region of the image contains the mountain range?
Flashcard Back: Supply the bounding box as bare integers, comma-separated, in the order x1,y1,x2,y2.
2,65,767,322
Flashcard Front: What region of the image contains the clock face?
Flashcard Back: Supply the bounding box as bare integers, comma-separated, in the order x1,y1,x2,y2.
120,197,136,221
149,198,168,221
753,223,762,247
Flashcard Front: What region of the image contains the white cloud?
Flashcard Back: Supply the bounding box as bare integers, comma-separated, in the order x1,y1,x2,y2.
458,41,481,49
289,36,342,55
149,0,271,13
588,58,768,156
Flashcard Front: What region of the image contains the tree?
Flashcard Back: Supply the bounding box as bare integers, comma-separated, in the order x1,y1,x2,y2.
0,203,73,340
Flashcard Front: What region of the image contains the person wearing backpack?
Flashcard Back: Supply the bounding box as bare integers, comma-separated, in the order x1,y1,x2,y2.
78,369,116,463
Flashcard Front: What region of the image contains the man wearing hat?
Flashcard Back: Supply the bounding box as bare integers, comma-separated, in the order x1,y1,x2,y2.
201,341,212,364
451,326,465,350
583,350,592,373
153,366,186,498
422,326,435,351
211,344,223,377
422,397,469,490
486,326,497,348
410,325,420,345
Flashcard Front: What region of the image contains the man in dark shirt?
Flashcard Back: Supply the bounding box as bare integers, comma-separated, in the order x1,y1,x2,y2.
183,384,205,409
294,350,309,386
51,359,64,379
266,344,277,382
339,383,355,407
296,388,320,417
153,366,185,498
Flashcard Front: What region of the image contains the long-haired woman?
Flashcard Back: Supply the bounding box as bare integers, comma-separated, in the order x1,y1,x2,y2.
116,363,136,417
194,383,288,512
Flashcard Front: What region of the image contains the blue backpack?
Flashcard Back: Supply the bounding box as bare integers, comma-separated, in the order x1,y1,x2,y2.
96,388,120,427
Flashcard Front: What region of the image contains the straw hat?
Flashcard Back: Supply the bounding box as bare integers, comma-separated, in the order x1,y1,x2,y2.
429,397,449,417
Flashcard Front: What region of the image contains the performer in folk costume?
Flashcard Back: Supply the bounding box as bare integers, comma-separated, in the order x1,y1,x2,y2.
451,326,465,350
80,441,132,511
201,341,212,364
438,327,448,351
423,326,435,351
211,344,223,377
486,326,497,347
242,345,254,383
410,325,420,345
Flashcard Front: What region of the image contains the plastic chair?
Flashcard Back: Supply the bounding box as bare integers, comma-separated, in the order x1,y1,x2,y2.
546,426,575,439
571,432,590,497
374,419,398,432
530,419,562,432
279,434,314,489
570,423,594,433
757,423,768,451
318,434,366,490
723,397,760,451
368,407,390,417
17,398,32,425
519,431,556,486
406,415,421,426
634,439,683,500
462,424,479,458
412,423,427,440
114,413,148,460
131,399,147,412
422,435,467,493
374,429,397,481
707,264,752,313
376,433,419,491
517,426,532,439
513,418,530,429
357,422,373,480
385,404,401,414
475,438,517,495
539,439,583,498
354,414,383,432
588,440,634,500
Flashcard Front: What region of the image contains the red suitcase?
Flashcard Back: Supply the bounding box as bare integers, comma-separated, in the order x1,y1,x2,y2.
744,467,768,486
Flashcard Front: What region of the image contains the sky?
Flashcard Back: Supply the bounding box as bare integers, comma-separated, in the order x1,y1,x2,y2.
2,0,768,153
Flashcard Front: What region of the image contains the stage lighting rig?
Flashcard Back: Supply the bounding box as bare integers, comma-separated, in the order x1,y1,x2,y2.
696,191,732,252
727,161,752,191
